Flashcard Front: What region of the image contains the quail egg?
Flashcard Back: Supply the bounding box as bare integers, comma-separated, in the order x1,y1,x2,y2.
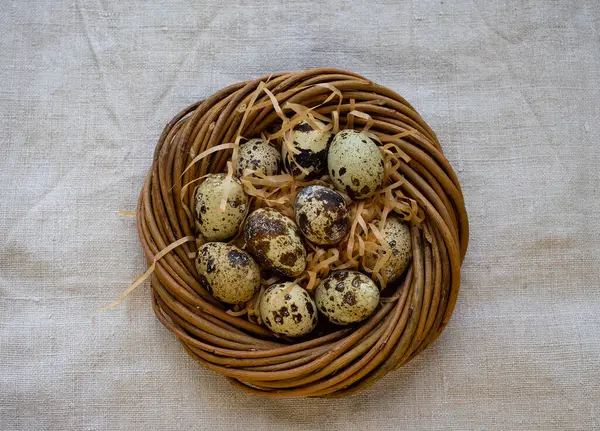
294,185,351,245
315,270,380,325
196,242,260,304
236,138,281,177
244,208,307,277
281,119,333,180
363,216,412,285
328,129,384,199
195,174,248,241
259,282,317,337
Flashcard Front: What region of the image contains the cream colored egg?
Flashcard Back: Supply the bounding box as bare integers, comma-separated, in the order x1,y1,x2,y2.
259,282,317,337
363,216,413,286
328,129,384,199
294,185,350,245
196,242,260,304
236,138,281,177
244,208,307,277
281,119,333,180
380,216,412,282
194,174,248,241
315,270,380,325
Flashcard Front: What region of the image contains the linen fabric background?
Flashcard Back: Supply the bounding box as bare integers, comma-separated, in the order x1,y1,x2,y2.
1,0,599,429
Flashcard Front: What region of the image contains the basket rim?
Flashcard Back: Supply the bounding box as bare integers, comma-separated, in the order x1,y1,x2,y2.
136,67,469,397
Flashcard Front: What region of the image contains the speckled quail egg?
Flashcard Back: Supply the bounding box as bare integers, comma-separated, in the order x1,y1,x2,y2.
380,216,413,282
236,138,281,177
194,174,248,241
196,242,260,304
363,216,413,286
328,129,384,199
244,208,307,277
259,282,317,337
294,185,351,245
281,119,333,180
315,270,380,325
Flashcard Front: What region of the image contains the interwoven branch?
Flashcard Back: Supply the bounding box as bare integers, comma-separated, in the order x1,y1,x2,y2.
136,68,469,397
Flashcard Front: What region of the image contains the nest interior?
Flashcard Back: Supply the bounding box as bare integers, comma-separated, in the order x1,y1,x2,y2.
136,68,469,398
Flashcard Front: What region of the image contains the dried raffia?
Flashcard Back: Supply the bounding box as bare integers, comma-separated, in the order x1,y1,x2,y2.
331,110,340,134
347,98,356,129
219,161,235,212
178,173,211,221
134,68,469,398
118,209,136,217
102,235,195,311
348,110,374,131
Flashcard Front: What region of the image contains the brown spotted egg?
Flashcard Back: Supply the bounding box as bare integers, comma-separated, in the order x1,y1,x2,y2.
281,119,333,180
259,282,317,337
328,129,384,199
244,208,307,277
315,270,380,325
294,185,350,245
195,174,248,241
196,242,260,304
380,216,413,283
363,216,413,286
236,138,281,177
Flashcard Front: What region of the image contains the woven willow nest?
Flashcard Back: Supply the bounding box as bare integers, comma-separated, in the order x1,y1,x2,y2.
137,68,469,397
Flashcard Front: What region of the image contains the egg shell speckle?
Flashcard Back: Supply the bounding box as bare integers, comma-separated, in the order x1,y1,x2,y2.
294,185,351,245
364,216,413,286
259,282,317,337
315,270,380,325
195,174,248,241
381,217,412,283
236,138,281,177
244,208,307,277
196,242,260,304
328,129,384,199
282,120,333,180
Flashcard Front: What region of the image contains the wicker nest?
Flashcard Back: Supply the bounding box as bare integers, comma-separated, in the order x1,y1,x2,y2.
136,68,469,397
